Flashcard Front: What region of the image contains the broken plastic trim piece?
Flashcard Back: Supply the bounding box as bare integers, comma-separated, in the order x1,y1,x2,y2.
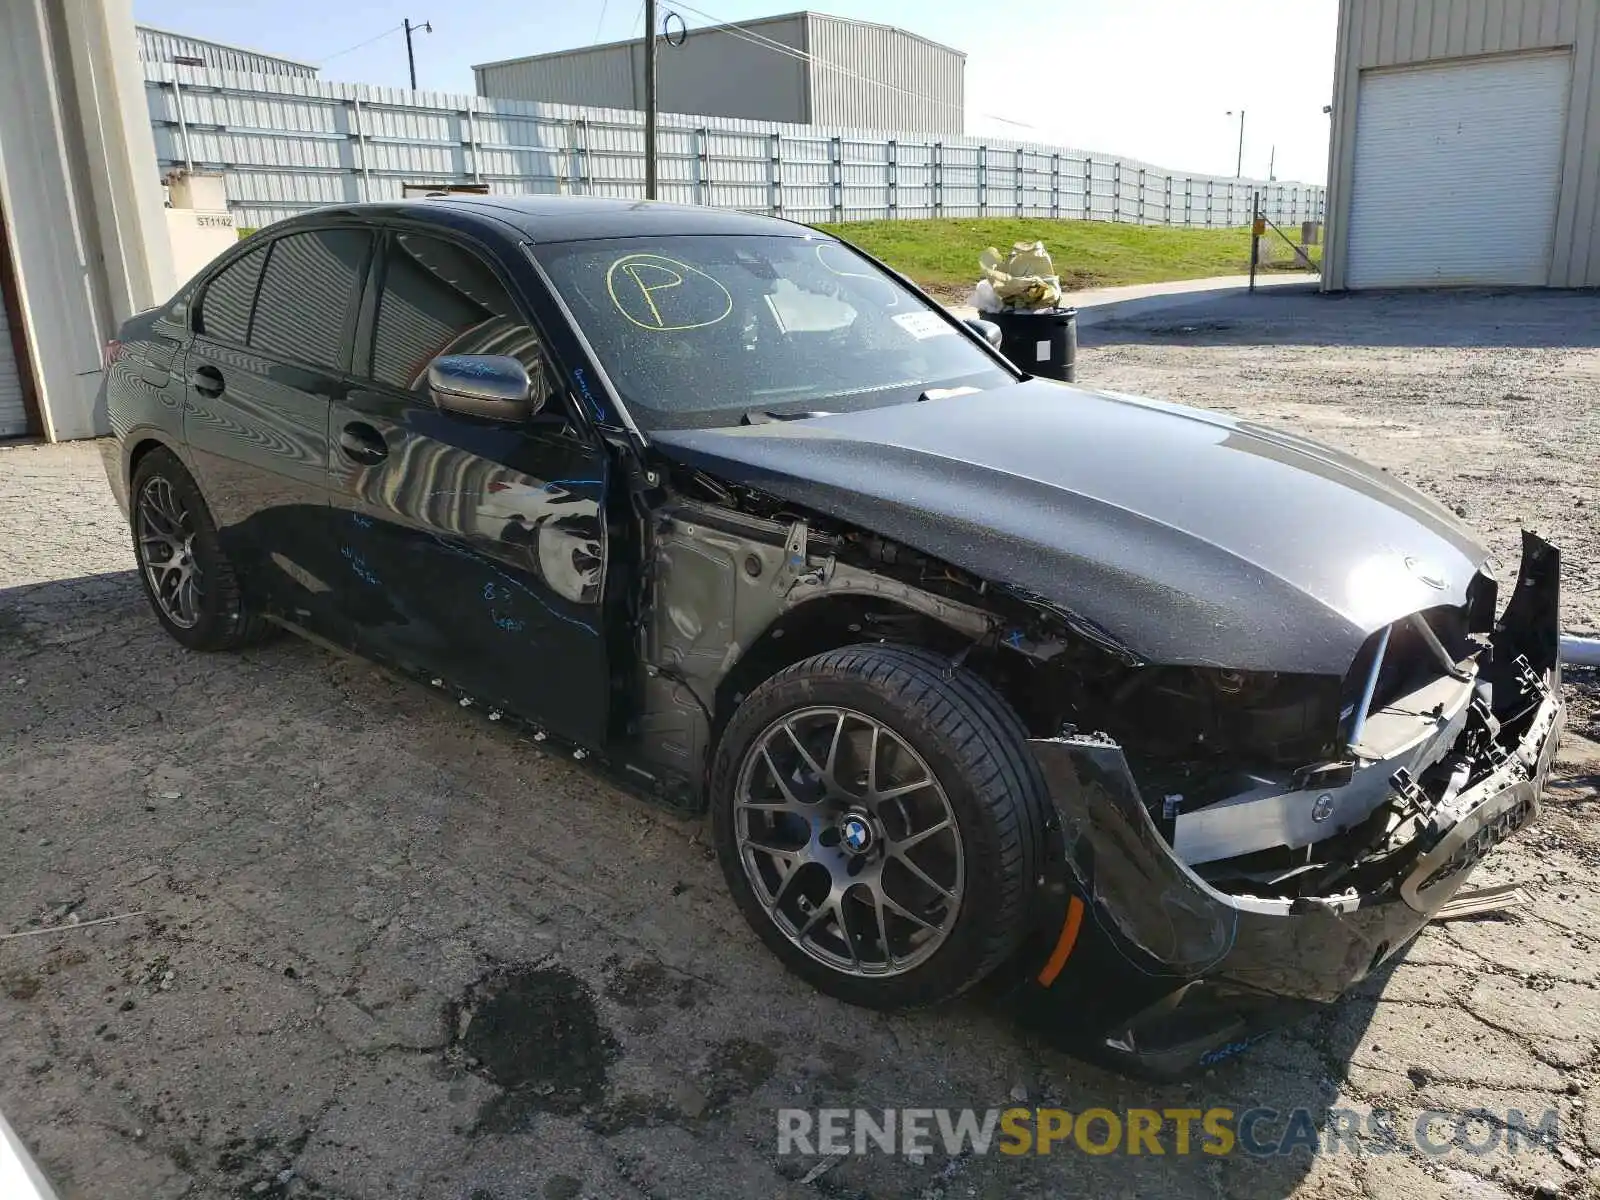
1429,883,1528,922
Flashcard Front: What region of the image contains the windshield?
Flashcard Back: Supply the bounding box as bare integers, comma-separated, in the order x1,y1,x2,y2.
531,234,1013,430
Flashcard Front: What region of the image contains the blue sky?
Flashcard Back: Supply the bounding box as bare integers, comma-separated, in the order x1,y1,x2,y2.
132,0,1339,183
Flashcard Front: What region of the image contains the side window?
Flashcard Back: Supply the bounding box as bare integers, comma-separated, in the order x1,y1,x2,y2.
370,232,552,404
250,229,370,372
195,244,267,344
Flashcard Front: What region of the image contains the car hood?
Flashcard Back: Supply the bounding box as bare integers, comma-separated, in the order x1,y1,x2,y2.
647,379,1489,675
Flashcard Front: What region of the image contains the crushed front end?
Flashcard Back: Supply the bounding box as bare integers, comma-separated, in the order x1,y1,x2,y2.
1011,533,1566,1078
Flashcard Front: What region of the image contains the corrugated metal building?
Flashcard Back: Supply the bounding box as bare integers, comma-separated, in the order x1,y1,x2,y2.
1323,0,1600,289
136,24,318,77
1,2,174,441
473,11,964,133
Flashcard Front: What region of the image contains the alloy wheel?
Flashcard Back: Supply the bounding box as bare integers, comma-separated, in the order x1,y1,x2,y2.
136,474,203,629
733,705,965,977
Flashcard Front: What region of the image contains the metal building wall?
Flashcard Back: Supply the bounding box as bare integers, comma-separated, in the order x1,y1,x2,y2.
804,14,963,134
475,16,812,126
0,1,174,441
136,26,318,77
1324,0,1600,288
145,63,1324,233
474,44,639,109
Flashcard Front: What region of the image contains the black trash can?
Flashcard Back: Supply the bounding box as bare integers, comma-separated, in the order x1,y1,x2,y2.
991,306,1077,383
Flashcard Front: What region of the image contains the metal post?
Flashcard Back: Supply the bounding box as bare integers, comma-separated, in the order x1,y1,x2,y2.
1249,190,1261,293
830,135,842,222
403,19,430,91
350,96,370,202
886,138,898,218
171,77,194,173
769,132,782,217
1235,108,1245,178
694,127,707,206
644,0,658,199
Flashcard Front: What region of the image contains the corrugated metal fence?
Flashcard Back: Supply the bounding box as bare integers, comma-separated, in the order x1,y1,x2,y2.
145,63,1326,232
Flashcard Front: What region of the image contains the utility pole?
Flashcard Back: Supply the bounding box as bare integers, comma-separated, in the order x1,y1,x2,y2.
1268,145,1276,180
403,18,431,91
1227,109,1245,178
644,0,659,199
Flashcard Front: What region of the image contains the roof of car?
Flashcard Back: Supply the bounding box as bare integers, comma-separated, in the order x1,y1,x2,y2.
299,195,828,243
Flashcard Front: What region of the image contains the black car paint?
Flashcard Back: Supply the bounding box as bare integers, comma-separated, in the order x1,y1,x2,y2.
182,232,371,639
647,382,1489,676
1011,534,1564,1077
102,197,1563,1079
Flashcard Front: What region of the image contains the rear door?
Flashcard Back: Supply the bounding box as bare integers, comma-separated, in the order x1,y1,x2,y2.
183,226,373,639
329,227,611,745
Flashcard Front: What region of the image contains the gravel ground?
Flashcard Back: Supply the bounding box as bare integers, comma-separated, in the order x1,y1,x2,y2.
2,289,1598,1200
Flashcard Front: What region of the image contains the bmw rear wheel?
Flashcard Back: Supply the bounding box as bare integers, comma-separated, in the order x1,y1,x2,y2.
130,447,272,651
711,644,1049,1009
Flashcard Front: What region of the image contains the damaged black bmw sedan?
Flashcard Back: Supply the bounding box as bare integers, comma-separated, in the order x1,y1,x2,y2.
101,197,1564,1077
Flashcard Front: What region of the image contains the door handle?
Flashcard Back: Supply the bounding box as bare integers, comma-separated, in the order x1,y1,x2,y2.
189,365,225,398
339,422,389,466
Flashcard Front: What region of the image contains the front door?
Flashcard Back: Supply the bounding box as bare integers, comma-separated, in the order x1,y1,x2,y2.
329,229,611,745
182,227,373,640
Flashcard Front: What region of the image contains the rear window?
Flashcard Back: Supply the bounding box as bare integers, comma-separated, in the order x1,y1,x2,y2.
249,229,370,372
197,244,267,344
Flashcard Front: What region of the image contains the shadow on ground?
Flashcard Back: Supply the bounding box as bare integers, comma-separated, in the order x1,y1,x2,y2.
0,569,1406,1198
1082,287,1600,350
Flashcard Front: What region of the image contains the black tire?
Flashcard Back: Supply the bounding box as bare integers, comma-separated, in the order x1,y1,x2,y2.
710,643,1049,1010
129,447,274,651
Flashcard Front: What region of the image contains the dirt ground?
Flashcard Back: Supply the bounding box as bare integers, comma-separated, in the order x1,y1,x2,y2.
2,289,1599,1200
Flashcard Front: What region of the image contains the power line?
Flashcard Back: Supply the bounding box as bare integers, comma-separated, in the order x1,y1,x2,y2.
319,23,405,64
592,0,612,45
662,1,1037,131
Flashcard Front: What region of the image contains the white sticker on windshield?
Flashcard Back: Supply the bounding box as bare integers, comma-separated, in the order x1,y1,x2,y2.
892,311,955,340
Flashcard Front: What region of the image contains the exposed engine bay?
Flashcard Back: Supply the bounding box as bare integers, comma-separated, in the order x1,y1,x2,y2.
636,468,1561,910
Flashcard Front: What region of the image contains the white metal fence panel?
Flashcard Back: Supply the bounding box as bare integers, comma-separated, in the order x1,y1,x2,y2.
144,64,1325,234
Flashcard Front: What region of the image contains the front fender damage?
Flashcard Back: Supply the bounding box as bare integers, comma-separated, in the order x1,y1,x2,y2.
1013,534,1566,1078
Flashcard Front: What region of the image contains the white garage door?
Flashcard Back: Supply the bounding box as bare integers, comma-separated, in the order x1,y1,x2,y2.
1346,52,1571,289
0,278,26,438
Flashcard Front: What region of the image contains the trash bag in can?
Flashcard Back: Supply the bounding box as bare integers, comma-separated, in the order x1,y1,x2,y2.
991,307,1077,383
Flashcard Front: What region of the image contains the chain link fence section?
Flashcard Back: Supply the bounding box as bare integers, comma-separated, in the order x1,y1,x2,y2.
145,63,1325,232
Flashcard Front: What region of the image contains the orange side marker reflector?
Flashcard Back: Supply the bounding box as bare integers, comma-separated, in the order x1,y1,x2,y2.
1036,896,1085,987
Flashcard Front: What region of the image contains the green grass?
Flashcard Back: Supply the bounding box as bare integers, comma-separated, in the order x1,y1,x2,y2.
813,218,1319,301
239,216,1321,293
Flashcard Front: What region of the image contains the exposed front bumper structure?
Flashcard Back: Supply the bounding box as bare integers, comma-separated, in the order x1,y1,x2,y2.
1014,534,1566,1078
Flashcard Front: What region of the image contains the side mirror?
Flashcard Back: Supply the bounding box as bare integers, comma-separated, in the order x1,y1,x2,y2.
965,318,1003,350
426,354,543,422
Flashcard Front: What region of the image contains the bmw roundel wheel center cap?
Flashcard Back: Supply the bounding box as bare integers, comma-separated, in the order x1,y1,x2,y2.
839,810,877,857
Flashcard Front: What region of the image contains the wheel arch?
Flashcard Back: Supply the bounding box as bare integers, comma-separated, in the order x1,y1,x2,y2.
109,432,185,520
711,591,981,744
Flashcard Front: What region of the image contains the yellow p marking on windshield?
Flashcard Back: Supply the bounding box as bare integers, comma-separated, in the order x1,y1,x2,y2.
622,262,682,326
606,253,733,331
